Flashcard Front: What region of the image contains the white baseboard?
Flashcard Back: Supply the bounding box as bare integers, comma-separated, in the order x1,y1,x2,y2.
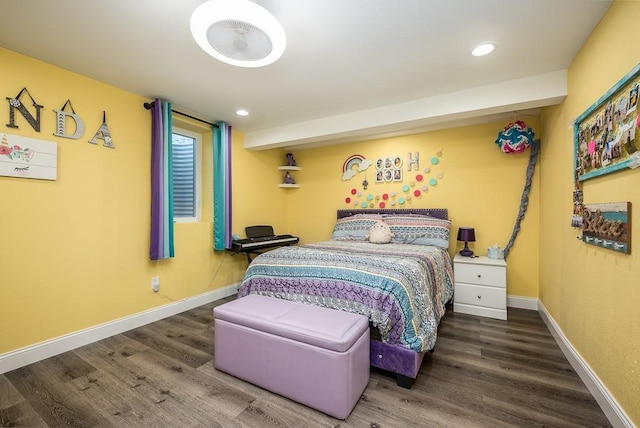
0,283,239,375
538,301,633,428
507,295,539,310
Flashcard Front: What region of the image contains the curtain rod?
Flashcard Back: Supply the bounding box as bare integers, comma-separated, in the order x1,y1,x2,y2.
143,102,219,128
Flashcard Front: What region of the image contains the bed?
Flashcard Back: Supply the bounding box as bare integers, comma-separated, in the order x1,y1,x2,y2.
237,208,454,388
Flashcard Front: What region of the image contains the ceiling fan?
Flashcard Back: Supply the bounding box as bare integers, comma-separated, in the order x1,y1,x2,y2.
190,0,286,68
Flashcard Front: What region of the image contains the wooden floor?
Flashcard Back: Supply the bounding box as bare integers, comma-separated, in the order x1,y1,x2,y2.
0,298,611,427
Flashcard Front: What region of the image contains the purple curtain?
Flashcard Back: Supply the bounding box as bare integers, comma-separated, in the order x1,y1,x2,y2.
150,99,174,260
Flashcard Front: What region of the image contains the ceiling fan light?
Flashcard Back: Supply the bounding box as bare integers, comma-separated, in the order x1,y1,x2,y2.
190,0,286,68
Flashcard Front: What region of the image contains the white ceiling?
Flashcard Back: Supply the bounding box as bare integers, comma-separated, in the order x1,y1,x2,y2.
0,0,611,150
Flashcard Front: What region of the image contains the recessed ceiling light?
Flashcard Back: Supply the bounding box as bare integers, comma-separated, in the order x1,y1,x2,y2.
236,109,249,116
471,42,495,57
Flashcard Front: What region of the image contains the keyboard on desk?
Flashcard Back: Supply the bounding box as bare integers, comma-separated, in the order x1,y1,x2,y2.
230,225,299,262
232,234,299,251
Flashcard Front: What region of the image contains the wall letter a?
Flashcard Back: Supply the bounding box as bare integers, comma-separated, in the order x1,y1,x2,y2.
88,111,115,149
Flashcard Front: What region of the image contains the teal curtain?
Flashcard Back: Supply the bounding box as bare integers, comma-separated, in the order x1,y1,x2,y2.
213,122,232,250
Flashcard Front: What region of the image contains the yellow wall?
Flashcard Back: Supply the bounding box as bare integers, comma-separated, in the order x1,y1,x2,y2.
286,120,540,299
539,1,640,423
0,45,540,356
0,47,284,354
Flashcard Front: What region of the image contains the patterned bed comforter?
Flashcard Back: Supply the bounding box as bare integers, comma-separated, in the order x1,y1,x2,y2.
238,240,454,352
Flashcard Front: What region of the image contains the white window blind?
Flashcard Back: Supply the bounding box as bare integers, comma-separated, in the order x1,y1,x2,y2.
172,129,201,222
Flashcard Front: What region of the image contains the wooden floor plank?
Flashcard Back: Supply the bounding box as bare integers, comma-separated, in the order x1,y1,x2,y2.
73,344,229,427
153,317,215,357
197,360,344,427
354,375,497,428
4,363,109,427
122,322,212,369
66,368,166,428
234,398,332,428
0,375,24,410
419,361,597,427
37,351,97,383
0,301,612,427
0,399,48,427
126,348,256,421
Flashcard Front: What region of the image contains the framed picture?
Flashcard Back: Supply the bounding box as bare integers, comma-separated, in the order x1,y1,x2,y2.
574,63,640,181
393,168,402,181
0,133,57,180
375,158,383,170
393,156,402,168
580,202,631,254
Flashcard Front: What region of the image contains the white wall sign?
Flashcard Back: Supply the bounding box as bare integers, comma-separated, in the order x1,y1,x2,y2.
0,133,57,180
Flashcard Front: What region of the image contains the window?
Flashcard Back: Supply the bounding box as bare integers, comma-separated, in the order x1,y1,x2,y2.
172,128,201,222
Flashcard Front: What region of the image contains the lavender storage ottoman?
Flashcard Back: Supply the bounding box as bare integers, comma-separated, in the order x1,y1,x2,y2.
214,295,370,420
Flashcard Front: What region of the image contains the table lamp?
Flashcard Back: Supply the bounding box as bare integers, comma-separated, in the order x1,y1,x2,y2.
457,227,476,257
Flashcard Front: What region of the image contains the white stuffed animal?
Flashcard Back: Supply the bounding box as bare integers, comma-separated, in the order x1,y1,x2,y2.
368,221,393,244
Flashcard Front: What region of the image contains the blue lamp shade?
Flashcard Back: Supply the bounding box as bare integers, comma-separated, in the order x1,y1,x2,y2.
457,227,476,257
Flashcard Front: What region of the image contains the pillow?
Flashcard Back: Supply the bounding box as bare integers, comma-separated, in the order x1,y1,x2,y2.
331,214,384,241
368,221,393,244
383,215,451,248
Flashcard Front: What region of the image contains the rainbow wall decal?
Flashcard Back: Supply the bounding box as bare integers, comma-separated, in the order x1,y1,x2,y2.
342,154,372,181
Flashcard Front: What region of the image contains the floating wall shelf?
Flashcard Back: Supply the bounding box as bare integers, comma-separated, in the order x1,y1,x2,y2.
278,166,301,188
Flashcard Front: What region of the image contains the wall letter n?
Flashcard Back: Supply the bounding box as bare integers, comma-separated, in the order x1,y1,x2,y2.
6,88,43,132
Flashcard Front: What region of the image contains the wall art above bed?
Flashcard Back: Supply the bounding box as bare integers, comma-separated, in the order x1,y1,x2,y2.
342,149,444,209
574,63,640,181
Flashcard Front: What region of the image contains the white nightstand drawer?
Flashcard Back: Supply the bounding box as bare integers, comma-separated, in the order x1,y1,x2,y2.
454,283,506,309
454,262,506,288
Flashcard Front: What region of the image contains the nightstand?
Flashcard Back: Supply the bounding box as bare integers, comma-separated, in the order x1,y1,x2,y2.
453,255,507,320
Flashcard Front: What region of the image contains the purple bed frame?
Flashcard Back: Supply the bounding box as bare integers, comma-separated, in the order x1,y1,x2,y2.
336,208,449,388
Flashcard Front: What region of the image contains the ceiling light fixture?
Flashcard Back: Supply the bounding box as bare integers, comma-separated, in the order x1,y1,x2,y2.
190,0,286,68
471,42,495,57
236,109,249,116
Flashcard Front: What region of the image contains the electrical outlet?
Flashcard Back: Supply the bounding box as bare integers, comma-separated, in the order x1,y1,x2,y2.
151,276,160,292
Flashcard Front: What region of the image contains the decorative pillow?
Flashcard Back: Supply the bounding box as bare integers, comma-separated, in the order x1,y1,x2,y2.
383,215,451,248
331,214,384,241
368,221,393,244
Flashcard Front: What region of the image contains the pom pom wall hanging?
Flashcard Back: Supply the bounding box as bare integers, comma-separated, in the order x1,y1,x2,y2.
495,120,535,154
496,120,539,259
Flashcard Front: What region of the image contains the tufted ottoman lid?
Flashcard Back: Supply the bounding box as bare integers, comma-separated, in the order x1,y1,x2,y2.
214,294,369,352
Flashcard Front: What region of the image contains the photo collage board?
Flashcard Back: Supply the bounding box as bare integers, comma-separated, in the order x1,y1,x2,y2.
574,63,640,181
375,156,403,183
